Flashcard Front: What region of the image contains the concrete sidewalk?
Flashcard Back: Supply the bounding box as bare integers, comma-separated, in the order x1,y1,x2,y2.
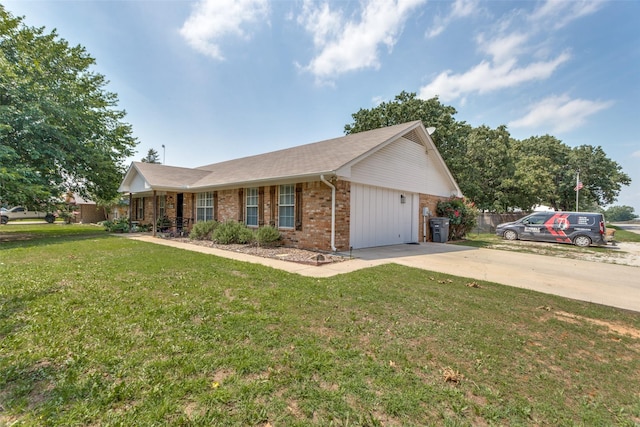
126,235,640,312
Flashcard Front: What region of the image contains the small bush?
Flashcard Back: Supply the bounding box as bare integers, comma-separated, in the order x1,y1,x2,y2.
190,220,218,240
213,220,255,244
255,225,281,246
436,197,479,240
103,217,129,233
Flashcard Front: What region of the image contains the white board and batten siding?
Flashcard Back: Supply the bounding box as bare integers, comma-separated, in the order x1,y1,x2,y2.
350,184,418,248
347,137,433,249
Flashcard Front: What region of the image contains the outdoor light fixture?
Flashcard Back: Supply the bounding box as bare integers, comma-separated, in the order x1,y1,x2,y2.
400,194,406,204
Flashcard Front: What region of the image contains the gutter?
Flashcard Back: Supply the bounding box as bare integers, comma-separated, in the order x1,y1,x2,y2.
320,174,337,252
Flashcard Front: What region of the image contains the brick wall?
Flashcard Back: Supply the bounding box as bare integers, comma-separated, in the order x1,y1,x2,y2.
277,179,350,252
133,185,448,250
419,193,449,242
217,189,238,222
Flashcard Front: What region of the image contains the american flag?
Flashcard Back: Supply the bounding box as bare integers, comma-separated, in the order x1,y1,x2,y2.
574,181,583,191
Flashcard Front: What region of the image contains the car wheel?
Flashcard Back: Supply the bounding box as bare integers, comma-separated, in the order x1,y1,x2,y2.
574,235,591,247
0,216,7,225
503,230,518,241
45,214,55,223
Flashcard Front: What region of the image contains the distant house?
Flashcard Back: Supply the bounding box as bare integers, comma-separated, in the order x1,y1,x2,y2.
64,193,106,224
118,121,462,251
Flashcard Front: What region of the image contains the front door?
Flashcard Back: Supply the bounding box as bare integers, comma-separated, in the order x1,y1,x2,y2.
177,193,184,232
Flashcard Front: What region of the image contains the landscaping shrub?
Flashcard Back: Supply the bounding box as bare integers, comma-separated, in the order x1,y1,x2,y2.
190,220,218,240
102,217,130,233
436,197,478,240
255,225,281,246
213,220,255,244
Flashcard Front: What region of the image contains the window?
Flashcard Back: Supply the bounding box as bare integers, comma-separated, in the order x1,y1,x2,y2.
246,188,258,227
158,195,166,218
196,192,214,222
134,197,144,220
279,184,294,228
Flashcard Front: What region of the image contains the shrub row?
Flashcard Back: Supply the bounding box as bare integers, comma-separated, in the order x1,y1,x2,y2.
190,220,281,246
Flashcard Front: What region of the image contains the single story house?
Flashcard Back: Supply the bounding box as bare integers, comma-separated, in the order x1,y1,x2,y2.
118,120,462,251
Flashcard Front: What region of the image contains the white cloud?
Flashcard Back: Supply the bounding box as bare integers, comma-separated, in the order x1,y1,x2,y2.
297,0,426,83
508,95,613,133
179,0,269,60
631,151,640,158
419,52,570,102
418,0,604,103
529,0,605,29
477,32,528,64
427,0,480,38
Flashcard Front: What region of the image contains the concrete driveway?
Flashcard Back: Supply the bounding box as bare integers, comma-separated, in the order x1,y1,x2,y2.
341,243,640,313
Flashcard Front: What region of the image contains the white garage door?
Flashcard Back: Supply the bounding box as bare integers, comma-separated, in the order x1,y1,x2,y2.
350,184,417,249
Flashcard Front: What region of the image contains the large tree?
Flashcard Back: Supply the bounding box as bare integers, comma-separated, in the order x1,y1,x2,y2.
345,91,631,212
0,7,137,207
455,125,516,212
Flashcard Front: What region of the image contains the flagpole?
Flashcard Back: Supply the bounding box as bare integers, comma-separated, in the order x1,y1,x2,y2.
575,170,580,211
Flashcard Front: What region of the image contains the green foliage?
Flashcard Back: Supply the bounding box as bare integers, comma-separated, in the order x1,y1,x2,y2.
0,6,137,207
156,215,172,231
604,205,637,222
455,125,515,212
141,148,161,164
189,220,218,240
436,197,478,240
213,220,255,244
345,91,631,213
102,217,129,233
255,225,281,246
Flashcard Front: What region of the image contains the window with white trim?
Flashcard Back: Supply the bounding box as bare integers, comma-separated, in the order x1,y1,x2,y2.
196,192,214,222
246,188,258,227
158,195,166,218
134,197,144,220
278,184,294,228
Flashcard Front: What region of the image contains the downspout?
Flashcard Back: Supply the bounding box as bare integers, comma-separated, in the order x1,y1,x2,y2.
320,175,337,252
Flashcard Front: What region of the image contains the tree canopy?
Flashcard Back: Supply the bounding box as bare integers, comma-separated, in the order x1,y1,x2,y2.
603,205,637,222
0,7,137,207
345,91,631,212
141,148,161,164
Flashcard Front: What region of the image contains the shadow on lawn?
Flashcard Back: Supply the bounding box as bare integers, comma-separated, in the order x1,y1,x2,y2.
0,231,109,250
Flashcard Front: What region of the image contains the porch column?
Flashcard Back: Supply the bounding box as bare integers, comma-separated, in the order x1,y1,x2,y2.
152,190,157,237
128,193,132,233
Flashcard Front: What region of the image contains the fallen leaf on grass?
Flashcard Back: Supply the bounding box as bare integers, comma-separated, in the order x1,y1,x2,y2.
466,282,481,288
442,367,464,384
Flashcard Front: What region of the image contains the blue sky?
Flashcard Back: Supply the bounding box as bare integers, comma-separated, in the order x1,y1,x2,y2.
4,0,640,211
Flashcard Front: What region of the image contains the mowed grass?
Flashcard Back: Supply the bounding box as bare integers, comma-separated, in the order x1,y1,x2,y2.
1,225,639,426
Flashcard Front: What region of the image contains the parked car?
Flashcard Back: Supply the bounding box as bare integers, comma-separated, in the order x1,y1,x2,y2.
496,211,607,247
0,206,57,224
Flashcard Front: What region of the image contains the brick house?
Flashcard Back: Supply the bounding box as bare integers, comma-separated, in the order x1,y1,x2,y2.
118,121,462,251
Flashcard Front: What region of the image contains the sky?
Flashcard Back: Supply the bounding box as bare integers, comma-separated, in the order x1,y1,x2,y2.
4,0,640,211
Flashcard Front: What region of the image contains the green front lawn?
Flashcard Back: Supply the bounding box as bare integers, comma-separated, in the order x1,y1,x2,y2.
1,225,639,425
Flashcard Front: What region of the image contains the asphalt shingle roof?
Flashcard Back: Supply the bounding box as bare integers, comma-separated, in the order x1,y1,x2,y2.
124,121,424,191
